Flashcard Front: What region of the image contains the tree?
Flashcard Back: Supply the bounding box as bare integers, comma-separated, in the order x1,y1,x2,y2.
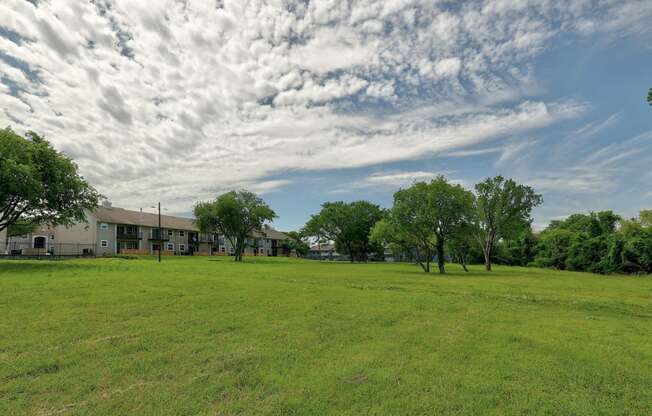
371,177,474,273
549,211,620,237
565,234,610,273
0,128,101,232
447,224,476,272
495,228,538,266
370,215,435,272
194,190,276,262
425,177,475,273
648,87,652,106
303,201,384,262
534,210,626,274
473,176,542,271
638,210,652,228
283,231,310,257
622,229,652,274
533,228,575,269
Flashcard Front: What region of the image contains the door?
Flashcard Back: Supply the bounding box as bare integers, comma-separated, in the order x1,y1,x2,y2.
34,236,46,249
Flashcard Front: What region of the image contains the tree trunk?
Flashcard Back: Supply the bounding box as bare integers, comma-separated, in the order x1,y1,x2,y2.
436,238,446,274
235,241,244,262
461,256,469,272
484,245,491,272
484,241,492,271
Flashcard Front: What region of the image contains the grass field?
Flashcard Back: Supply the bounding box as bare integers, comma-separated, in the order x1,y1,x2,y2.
0,257,650,415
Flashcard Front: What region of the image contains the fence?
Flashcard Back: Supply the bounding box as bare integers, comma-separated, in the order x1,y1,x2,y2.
0,242,97,259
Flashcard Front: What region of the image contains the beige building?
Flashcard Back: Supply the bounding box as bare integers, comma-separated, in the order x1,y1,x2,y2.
2,204,290,257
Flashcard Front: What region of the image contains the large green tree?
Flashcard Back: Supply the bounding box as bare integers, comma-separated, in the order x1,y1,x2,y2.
473,176,542,271
0,128,101,232
425,177,475,273
370,213,435,273
371,177,474,273
303,201,384,262
194,190,276,262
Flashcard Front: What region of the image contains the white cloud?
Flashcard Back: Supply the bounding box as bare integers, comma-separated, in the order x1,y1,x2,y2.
0,0,650,213
519,131,652,194
328,170,441,194
435,57,462,78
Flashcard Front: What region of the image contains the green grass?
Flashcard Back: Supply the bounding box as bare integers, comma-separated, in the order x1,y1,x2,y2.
1,257,650,415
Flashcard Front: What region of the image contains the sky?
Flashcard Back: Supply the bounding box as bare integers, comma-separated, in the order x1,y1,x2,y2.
1,0,651,231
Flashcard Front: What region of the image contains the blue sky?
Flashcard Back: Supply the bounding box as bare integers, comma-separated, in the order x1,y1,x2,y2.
1,1,651,231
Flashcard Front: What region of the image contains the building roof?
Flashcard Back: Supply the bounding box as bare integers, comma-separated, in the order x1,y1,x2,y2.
94,206,199,231
253,227,289,241
310,243,336,252
93,206,289,240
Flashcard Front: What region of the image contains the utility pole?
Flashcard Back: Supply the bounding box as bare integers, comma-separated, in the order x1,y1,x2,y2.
158,202,162,263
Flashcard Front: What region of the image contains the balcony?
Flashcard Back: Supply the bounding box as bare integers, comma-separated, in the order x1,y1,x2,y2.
117,232,142,240
189,233,215,244
149,231,170,241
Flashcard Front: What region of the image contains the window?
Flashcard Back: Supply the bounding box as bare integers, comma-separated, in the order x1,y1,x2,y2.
221,247,225,252
167,230,173,237
179,244,185,252
100,223,109,231
100,240,108,248
166,243,174,251
119,241,138,250
179,231,185,237
152,244,161,251
259,248,264,254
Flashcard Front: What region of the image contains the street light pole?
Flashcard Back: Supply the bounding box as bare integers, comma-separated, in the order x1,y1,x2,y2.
158,201,162,263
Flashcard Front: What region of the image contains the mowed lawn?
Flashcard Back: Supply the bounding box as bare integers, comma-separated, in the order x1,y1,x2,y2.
0,257,650,415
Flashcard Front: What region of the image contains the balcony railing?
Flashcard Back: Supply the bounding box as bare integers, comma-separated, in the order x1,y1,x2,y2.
149,231,170,241
116,232,142,240
189,234,216,243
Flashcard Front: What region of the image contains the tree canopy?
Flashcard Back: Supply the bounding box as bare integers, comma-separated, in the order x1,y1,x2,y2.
370,176,474,273
535,210,652,274
0,128,101,232
473,176,542,271
283,231,310,257
194,190,276,261
303,200,384,262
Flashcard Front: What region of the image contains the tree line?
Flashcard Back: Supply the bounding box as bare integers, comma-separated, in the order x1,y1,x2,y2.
302,176,542,273
300,177,652,275
2,128,650,274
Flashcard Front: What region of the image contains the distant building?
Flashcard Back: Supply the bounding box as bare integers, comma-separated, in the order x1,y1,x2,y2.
2,205,289,257
307,243,339,260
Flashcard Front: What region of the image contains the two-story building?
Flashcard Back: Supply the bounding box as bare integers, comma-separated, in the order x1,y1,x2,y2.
2,203,290,257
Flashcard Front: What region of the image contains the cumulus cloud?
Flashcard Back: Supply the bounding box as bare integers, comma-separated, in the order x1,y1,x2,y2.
1,0,651,213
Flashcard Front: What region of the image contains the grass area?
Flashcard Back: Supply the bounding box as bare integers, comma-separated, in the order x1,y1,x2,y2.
0,257,650,415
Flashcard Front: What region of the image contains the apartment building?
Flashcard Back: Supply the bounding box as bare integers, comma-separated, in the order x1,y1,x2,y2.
2,204,290,257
